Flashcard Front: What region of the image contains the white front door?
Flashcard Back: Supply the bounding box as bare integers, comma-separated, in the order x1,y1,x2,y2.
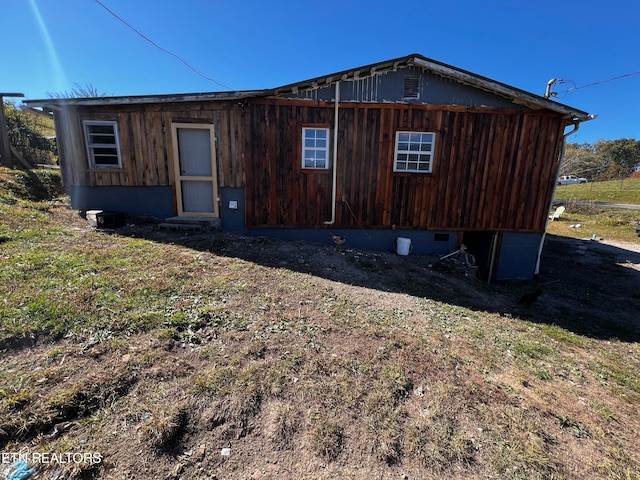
172,123,219,217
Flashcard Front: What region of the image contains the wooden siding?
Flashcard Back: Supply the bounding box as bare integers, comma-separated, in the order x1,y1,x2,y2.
55,102,245,190
245,99,565,232
245,101,334,226
55,96,566,233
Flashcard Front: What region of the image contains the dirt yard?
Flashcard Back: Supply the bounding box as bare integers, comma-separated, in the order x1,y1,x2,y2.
2,214,639,479
136,225,640,333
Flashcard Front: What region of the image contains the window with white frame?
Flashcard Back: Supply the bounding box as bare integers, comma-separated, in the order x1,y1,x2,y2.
302,127,329,169
83,121,122,168
394,131,435,173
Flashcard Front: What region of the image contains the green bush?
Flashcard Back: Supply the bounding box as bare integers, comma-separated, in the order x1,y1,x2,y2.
3,102,56,165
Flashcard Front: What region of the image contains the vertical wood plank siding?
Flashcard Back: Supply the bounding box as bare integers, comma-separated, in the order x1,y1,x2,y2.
57,97,565,233
244,101,334,227
245,99,565,232
57,102,245,190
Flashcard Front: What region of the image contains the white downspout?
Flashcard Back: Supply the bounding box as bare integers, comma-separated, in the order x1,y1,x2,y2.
324,81,340,225
534,121,580,275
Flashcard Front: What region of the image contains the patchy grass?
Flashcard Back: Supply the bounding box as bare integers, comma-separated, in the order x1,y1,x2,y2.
546,202,640,243
550,178,640,243
0,167,63,202
556,177,640,205
1,167,640,479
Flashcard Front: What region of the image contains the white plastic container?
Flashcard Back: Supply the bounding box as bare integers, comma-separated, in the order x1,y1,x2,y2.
395,237,412,256
86,210,103,227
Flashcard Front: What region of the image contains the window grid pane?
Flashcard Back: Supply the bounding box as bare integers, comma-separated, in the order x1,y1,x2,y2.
394,131,435,173
302,127,330,169
84,121,122,168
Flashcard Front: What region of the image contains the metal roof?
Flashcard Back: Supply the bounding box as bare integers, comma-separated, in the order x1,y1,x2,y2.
270,53,590,120
24,90,265,108
24,53,590,121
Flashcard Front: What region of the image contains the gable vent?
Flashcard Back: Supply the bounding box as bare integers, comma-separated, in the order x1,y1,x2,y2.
403,76,420,99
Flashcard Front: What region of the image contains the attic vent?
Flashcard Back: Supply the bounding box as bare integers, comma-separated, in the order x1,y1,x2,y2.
403,76,420,99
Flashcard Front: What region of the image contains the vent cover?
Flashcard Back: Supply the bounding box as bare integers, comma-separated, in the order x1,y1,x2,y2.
403,76,420,99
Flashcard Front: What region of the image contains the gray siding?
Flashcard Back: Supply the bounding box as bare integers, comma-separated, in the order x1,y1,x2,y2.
495,232,543,280
220,187,247,232
285,66,520,108
67,186,175,219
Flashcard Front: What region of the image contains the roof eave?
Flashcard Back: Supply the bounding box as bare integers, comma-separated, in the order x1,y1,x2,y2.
410,57,589,120
23,53,591,122
24,90,266,108
268,55,416,96
268,53,590,121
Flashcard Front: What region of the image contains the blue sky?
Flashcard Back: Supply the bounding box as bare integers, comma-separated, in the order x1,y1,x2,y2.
2,0,638,144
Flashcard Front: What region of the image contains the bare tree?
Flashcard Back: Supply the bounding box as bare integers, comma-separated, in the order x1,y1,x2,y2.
46,83,109,99
562,143,599,179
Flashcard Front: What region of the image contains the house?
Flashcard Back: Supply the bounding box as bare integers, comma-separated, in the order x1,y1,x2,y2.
25,53,591,280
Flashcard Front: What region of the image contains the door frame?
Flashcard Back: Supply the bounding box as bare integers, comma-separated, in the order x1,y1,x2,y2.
461,230,500,282
171,122,219,217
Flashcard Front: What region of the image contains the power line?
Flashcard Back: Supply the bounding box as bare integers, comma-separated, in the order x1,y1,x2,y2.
556,71,640,95
573,71,640,90
94,0,233,90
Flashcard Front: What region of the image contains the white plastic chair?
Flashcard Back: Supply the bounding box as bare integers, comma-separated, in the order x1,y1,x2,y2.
549,205,565,221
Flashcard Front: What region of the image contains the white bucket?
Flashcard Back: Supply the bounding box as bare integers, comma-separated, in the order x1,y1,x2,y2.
395,237,412,256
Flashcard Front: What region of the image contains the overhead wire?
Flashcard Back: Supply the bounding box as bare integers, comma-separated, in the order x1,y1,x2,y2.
555,71,640,96
93,0,233,90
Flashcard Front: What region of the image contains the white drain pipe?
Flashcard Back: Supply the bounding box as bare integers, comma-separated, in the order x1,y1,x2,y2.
534,121,580,275
324,81,340,225
534,113,596,275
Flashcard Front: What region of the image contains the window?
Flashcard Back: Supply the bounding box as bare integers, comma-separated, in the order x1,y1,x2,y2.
394,131,435,173
83,121,122,168
302,127,329,169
